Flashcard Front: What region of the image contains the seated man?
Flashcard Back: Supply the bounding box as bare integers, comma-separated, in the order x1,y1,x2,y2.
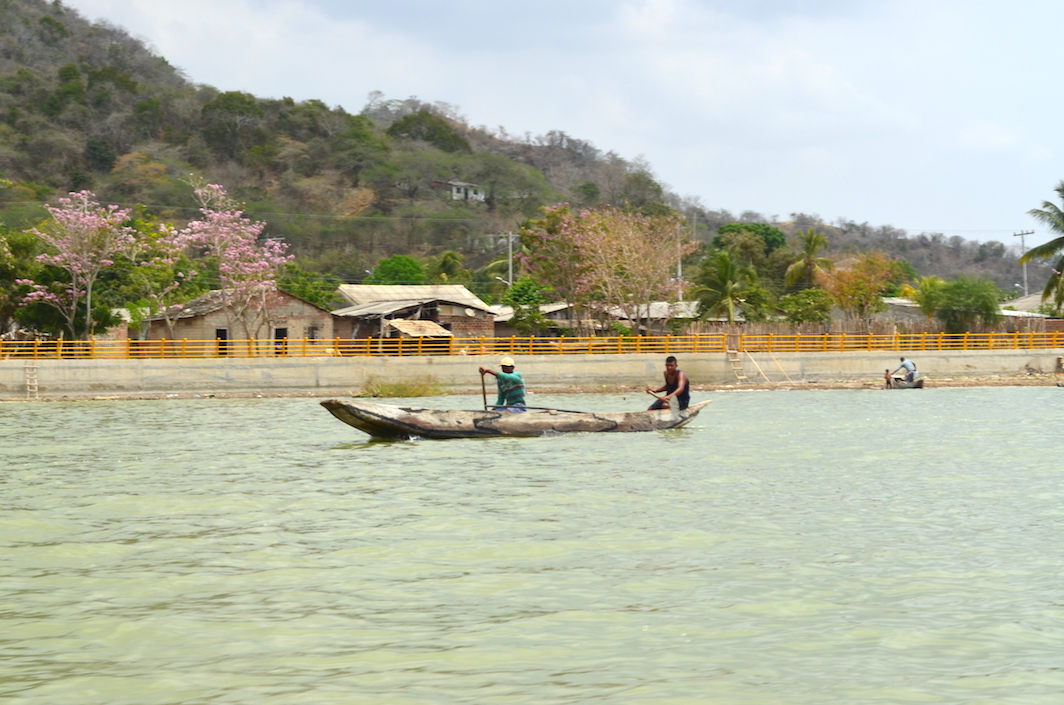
479,356,526,411
892,357,918,383
647,355,690,410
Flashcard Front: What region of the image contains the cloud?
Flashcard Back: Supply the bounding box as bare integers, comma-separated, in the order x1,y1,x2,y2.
958,122,1021,154
64,0,1064,239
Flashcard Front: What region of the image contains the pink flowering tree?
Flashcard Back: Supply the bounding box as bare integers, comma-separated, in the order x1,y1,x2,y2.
0,232,15,334
17,191,135,339
519,204,596,332
175,183,292,339
120,216,201,339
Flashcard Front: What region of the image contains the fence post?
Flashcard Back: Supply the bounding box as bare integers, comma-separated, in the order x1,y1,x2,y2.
636,335,642,354
840,333,846,351
963,332,969,349
181,338,187,358
767,333,773,353
666,334,671,354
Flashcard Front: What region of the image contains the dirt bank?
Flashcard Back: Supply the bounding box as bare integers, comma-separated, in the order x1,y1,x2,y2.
3,373,1060,403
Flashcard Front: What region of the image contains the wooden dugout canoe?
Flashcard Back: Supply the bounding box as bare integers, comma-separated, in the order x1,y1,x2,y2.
320,398,712,440
887,376,925,389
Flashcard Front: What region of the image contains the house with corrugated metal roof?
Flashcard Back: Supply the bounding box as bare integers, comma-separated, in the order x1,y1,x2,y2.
332,284,495,339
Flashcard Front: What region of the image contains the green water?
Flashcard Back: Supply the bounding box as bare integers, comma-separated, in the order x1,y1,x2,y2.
2,388,1063,704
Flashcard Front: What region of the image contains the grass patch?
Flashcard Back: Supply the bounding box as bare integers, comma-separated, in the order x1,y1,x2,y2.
359,375,445,398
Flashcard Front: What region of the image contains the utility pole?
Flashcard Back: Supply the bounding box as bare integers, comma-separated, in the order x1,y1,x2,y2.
499,232,518,286
677,222,684,301
1014,230,1034,296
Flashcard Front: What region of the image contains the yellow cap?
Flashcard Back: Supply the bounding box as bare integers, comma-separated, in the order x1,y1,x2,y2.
500,357,515,366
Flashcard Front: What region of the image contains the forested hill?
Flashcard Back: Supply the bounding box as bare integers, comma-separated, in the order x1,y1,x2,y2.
0,0,1046,294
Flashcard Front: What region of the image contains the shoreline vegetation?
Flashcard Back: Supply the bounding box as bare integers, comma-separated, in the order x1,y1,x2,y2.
2,373,1060,403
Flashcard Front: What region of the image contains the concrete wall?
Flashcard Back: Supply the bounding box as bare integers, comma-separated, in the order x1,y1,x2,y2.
2,349,1062,398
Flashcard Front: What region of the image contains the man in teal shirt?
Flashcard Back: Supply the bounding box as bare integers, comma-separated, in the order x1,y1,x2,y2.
479,356,526,411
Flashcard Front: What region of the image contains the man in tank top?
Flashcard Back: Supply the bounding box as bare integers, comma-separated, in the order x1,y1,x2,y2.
646,355,690,410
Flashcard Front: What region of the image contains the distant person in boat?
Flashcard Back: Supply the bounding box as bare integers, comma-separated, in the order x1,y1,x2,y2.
647,355,690,410
892,357,918,383
480,356,526,411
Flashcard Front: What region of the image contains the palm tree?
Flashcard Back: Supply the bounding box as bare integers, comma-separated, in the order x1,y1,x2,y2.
694,250,756,323
1022,180,1064,305
903,275,946,322
784,228,833,289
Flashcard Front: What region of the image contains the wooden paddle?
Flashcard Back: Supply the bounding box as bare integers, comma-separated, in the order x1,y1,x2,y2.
481,372,488,410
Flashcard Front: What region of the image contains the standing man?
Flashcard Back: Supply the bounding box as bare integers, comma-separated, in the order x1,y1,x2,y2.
647,355,690,410
480,356,526,411
892,357,918,383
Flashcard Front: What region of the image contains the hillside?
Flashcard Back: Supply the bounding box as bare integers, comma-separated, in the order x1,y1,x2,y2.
0,0,1048,295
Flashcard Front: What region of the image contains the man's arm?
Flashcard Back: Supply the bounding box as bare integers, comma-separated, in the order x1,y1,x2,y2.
480,367,498,377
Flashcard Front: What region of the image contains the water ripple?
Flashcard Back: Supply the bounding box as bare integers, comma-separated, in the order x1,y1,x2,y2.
2,389,1063,703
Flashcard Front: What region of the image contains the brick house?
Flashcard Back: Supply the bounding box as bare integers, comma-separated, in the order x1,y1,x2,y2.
143,289,336,350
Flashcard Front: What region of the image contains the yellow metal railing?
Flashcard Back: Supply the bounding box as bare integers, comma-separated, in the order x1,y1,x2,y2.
1,332,1062,360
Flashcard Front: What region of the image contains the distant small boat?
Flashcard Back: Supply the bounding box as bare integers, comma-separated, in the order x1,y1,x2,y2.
321,399,712,439
887,376,925,389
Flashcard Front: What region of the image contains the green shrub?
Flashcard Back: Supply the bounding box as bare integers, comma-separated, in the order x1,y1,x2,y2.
359,375,444,398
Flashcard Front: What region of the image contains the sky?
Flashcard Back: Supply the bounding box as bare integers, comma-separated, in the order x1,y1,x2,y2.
64,0,1064,250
